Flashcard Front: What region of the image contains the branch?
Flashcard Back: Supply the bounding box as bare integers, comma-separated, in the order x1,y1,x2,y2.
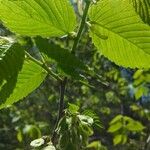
71,1,91,54
25,51,62,81
51,77,67,144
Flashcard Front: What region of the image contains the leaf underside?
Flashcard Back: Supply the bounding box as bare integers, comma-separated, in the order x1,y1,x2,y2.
35,37,88,79
0,44,47,109
0,0,76,37
0,43,25,82
131,0,150,25
0,58,47,109
89,0,150,68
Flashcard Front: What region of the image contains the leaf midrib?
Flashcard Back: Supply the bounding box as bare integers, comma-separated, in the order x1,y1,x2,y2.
91,22,150,55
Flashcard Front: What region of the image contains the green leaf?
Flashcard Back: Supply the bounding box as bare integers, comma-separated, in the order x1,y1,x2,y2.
42,145,56,150
17,130,23,143
124,116,134,122
79,123,94,136
35,38,87,79
113,134,127,145
0,0,76,37
87,141,107,150
110,115,123,125
0,43,25,83
0,36,13,51
134,86,148,100
78,115,94,126
113,134,122,145
130,104,141,111
122,135,128,144
0,58,47,109
89,0,150,68
68,103,79,114
30,138,45,148
58,132,69,149
108,122,122,133
0,43,25,106
133,70,143,79
126,120,145,131
131,0,150,25
83,110,104,129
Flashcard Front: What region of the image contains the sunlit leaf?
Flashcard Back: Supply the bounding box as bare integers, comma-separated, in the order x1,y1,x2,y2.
0,58,47,109
89,0,150,68
108,122,122,133
126,121,145,131
110,115,123,125
0,0,76,37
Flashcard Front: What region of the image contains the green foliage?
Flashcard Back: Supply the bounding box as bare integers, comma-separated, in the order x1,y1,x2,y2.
30,137,56,150
113,134,127,145
0,0,76,37
0,43,24,82
83,109,104,129
133,69,150,99
89,0,150,68
0,43,24,107
30,138,45,148
108,115,145,145
131,0,150,25
56,103,102,150
35,37,88,79
86,141,108,150
0,36,13,50
130,104,150,121
0,57,47,109
0,0,150,149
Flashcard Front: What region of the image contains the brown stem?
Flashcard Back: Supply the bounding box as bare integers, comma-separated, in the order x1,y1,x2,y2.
51,77,67,144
